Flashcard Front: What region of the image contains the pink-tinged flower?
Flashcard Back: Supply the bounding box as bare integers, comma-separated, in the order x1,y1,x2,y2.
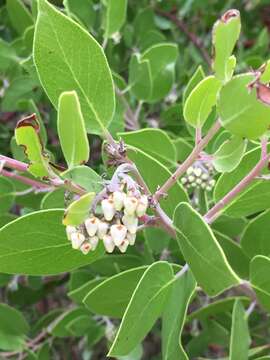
112,191,126,211
80,242,92,255
122,214,138,234
70,232,85,249
97,221,109,239
89,236,99,251
118,239,129,253
101,199,116,221
66,226,77,240
85,217,99,237
103,235,115,253
136,195,148,217
124,196,138,215
110,224,127,246
127,232,136,246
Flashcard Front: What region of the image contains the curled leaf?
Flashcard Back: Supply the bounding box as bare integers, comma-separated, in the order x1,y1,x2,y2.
15,114,51,178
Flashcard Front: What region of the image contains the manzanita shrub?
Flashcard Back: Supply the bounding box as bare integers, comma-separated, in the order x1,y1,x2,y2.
1,0,270,359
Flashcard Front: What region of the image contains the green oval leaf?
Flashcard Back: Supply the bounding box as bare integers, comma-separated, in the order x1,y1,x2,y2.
57,91,90,168
15,114,51,178
218,74,270,139
119,128,177,167
241,210,270,259
84,266,148,318
104,0,127,38
213,135,247,173
108,261,173,357
250,255,270,312
214,146,270,217
229,300,251,360
173,202,240,296
63,192,95,226
0,210,103,275
34,0,115,135
212,10,241,82
183,76,221,128
162,270,196,360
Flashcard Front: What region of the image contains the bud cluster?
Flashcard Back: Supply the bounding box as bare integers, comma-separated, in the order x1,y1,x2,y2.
181,162,216,192
66,178,148,255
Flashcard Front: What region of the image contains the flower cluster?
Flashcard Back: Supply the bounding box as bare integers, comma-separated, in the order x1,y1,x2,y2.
181,161,216,191
66,178,148,255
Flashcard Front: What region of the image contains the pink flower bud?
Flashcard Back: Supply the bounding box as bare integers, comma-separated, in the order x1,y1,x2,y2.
136,195,148,217
124,196,138,215
101,199,116,221
85,217,99,237
89,236,99,250
112,191,126,211
66,226,77,241
103,235,115,253
70,232,85,250
80,242,91,255
122,214,138,234
127,232,136,246
110,224,127,246
97,221,109,239
118,239,129,253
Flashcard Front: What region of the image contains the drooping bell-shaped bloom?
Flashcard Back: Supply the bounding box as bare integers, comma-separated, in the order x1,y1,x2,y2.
85,217,99,237
110,224,127,246
112,191,126,211
136,195,148,217
66,225,77,241
122,214,138,234
124,196,138,215
118,239,129,253
97,221,109,239
71,232,85,250
80,241,92,255
103,234,115,253
127,232,136,246
101,199,116,221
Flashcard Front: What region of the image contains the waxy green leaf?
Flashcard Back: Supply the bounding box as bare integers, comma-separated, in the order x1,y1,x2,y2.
250,255,270,312
241,210,270,258
0,210,103,275
119,128,177,167
162,270,196,360
183,65,205,104
126,147,188,218
218,74,270,139
174,202,240,296
213,136,247,173
104,0,127,38
84,266,148,318
108,262,173,356
63,192,95,226
34,0,115,135
62,165,102,193
183,76,221,127
129,54,152,101
215,146,270,217
212,10,241,82
229,300,250,360
68,278,106,303
0,303,29,351
6,0,34,35
57,91,89,168
15,114,51,178
0,177,15,214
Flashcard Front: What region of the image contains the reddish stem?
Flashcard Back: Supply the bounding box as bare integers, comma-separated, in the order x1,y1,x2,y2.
0,155,28,172
154,120,221,202
1,169,51,190
204,153,270,224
